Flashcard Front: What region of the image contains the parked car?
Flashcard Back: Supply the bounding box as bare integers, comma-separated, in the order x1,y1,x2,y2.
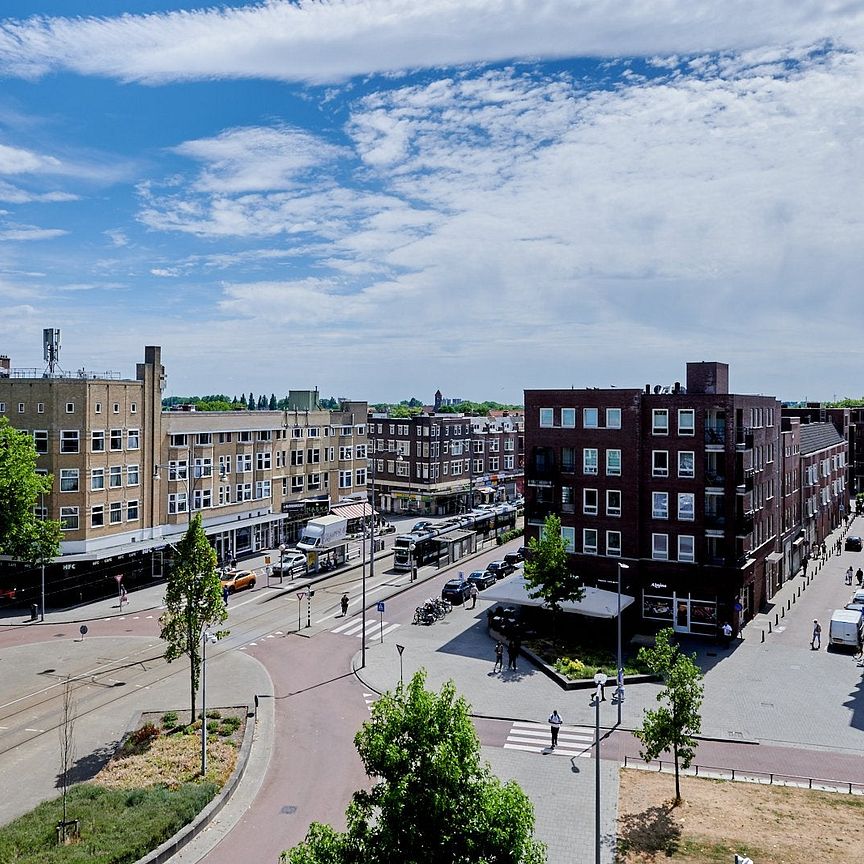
518,545,532,561
466,569,496,590
828,608,863,647
503,552,523,568
486,560,515,580
220,569,257,594
441,578,472,604
844,536,863,552
272,551,307,576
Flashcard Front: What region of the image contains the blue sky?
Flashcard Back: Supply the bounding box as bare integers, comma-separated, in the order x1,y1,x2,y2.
0,2,862,403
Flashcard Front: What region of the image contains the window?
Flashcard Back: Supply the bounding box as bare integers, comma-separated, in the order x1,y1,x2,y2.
0,402,5,413
583,488,598,515
239,430,252,442
606,490,621,517
91,430,105,452
37,402,44,414
130,402,137,414
60,468,79,492
489,456,499,471
561,526,576,552
291,475,305,492
561,408,576,428
678,451,695,478
355,444,367,459
355,468,367,486
308,427,320,437
60,430,79,453
65,402,75,413
254,481,271,499
606,449,621,476
290,427,303,439
504,455,514,469
94,402,101,414
109,502,122,524
60,507,79,530
307,448,320,464
110,429,123,450
91,468,105,491
109,466,123,488
652,409,669,434
606,408,621,429
235,483,252,502
583,448,598,475
583,528,598,555
169,492,188,513
219,455,232,475
652,533,669,560
126,465,139,486
678,409,695,435
561,447,576,472
291,450,305,466
170,434,188,447
583,407,599,428
606,531,622,557
255,430,271,442
339,470,353,489
169,460,188,480
307,473,321,490
33,430,48,454
256,451,271,470
339,446,353,460
539,408,554,427
112,402,120,414
237,453,252,472
652,492,669,519
678,493,695,521
127,428,140,450
218,432,232,444
678,535,695,562
652,450,668,477
91,505,104,528
127,500,139,521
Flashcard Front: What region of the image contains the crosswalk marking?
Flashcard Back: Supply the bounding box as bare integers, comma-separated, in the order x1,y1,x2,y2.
331,618,401,639
503,721,596,757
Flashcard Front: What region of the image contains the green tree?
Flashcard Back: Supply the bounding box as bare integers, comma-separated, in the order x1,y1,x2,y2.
522,514,584,641
0,417,61,563
633,628,704,805
283,670,546,864
247,392,255,410
269,393,277,410
159,513,227,720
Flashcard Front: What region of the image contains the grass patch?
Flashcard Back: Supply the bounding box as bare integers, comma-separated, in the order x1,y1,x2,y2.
0,709,246,864
523,635,650,679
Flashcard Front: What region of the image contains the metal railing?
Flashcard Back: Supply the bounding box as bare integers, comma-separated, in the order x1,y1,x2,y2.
623,755,864,795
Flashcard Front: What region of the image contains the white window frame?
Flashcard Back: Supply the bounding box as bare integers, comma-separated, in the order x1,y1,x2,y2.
583,448,598,475
652,491,669,519
583,407,599,429
109,466,123,488
561,408,576,428
652,533,669,560
678,535,695,562
127,499,139,521
677,409,695,436
678,451,695,478
126,465,140,487
606,449,621,476
60,506,79,530
582,528,598,555
583,488,598,516
652,409,669,435
60,468,79,492
652,450,669,478
539,408,554,427
606,489,621,517
678,492,695,521
561,526,576,552
91,468,105,491
60,430,80,454
606,530,622,557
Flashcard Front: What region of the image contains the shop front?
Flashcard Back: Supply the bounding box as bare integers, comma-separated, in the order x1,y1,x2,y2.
642,586,721,636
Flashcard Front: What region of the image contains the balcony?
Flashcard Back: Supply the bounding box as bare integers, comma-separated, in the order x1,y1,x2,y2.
736,514,755,536
736,475,754,494
704,425,726,448
704,512,726,530
705,471,726,488
735,428,754,450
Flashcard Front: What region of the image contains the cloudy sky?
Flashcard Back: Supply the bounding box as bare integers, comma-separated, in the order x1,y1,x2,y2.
0,1,862,403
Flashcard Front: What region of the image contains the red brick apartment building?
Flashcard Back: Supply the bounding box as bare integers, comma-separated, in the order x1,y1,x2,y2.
525,362,802,636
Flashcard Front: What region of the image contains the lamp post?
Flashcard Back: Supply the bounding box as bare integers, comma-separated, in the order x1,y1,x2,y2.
616,561,629,726
362,455,376,669
593,671,607,864
200,629,217,775
40,491,46,621
278,543,286,585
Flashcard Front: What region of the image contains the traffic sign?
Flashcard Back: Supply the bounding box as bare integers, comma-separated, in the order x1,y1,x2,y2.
114,574,123,583
296,592,306,601
79,625,88,636
376,601,385,613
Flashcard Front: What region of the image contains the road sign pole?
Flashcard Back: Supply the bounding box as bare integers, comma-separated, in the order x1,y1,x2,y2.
380,609,384,643
296,592,305,632
307,590,314,628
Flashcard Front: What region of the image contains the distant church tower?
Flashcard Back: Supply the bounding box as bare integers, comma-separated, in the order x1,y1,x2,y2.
434,389,443,412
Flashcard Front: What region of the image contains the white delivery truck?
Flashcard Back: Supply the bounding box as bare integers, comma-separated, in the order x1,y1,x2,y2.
828,609,863,648
297,514,348,552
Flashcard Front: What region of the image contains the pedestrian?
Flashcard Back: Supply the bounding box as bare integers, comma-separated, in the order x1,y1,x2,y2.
340,593,349,617
802,556,809,578
594,669,606,701
857,567,863,587
847,567,854,586
811,619,821,650
222,585,229,606
821,542,827,561
548,709,563,748
507,639,518,670
231,556,237,569
120,586,128,606
722,621,733,648
469,583,479,609
493,641,504,672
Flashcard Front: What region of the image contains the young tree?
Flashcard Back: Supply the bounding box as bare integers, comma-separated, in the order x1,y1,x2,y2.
159,514,227,720
283,670,546,864
269,393,277,410
522,514,584,641
0,417,62,563
58,675,76,841
633,628,704,805
247,392,255,410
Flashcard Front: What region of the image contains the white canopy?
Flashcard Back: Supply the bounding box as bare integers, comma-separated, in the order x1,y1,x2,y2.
482,572,635,619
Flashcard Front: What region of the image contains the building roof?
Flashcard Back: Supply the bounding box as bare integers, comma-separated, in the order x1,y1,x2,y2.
798,421,844,455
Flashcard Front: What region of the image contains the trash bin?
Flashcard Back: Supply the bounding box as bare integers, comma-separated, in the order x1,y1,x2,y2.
30,604,38,621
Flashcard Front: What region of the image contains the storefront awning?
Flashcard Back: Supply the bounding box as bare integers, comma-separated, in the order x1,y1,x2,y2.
331,502,378,520
482,573,635,619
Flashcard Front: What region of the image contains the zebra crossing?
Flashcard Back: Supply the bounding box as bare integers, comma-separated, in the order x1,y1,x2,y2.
504,721,596,757
330,616,401,639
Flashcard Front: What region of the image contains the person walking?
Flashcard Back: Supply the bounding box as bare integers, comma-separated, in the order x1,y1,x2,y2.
507,638,518,670
811,619,822,650
722,621,733,648
802,556,809,578
469,583,479,609
847,566,854,586
548,709,563,748
222,585,229,606
340,593,349,617
493,641,504,672
856,567,863,587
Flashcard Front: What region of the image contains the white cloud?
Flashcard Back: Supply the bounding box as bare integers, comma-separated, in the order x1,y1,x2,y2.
0,179,77,202
0,1,860,85
150,267,179,277
0,224,67,241
0,142,61,173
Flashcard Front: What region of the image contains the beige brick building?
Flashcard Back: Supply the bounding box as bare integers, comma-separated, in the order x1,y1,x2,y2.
0,345,368,605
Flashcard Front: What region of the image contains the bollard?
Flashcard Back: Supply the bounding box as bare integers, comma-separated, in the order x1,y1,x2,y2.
775,613,779,625
781,606,785,618
798,587,801,598
761,630,765,643
787,599,791,610
768,621,772,633
793,593,796,604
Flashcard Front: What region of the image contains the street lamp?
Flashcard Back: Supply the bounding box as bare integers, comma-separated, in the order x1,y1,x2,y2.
362,454,377,669
277,543,286,585
40,491,46,622
200,629,218,775
616,561,629,726
592,671,607,864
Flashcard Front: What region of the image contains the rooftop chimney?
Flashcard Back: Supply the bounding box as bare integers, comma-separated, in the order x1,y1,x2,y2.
686,362,729,395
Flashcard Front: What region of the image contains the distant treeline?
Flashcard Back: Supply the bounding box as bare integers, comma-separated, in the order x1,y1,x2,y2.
162,394,341,411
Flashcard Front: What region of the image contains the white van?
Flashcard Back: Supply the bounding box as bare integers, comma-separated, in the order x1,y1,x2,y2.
828,609,863,648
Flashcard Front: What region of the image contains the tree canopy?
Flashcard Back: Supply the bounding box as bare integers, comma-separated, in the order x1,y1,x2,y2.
522,514,584,618
159,513,227,719
0,417,61,563
633,628,704,805
283,670,546,864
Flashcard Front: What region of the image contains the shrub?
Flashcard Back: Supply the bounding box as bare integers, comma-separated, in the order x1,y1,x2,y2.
206,721,220,734
161,711,179,728
206,709,221,720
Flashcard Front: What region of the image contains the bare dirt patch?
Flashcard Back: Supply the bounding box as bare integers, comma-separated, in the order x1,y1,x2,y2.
617,767,864,863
